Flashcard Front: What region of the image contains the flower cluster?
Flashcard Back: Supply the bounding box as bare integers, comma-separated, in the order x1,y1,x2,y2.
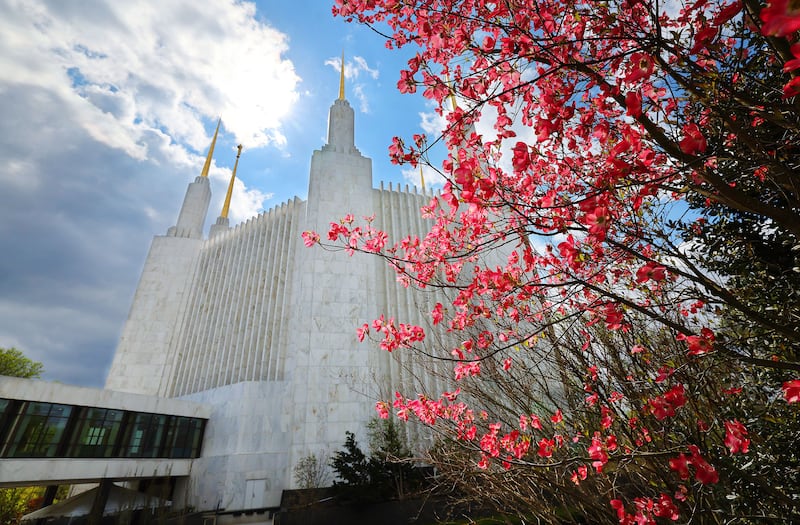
322,0,800,520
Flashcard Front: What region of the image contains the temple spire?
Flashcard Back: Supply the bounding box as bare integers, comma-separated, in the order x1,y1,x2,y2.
338,51,346,100
169,120,216,238
419,165,426,193
221,145,243,219
200,118,221,178
323,52,358,155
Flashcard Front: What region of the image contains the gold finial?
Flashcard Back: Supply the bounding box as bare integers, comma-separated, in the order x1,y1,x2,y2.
444,74,459,111
419,164,426,193
200,118,221,178
221,144,242,219
338,51,345,100
448,79,458,112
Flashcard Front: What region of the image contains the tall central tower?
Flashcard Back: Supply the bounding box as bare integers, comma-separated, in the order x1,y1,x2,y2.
287,62,378,472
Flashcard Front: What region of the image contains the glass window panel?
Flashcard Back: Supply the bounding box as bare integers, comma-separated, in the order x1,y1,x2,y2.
190,420,204,457
7,402,72,458
166,417,205,459
124,413,168,458
86,426,106,446
0,399,18,457
163,417,179,458
67,407,124,458
173,417,193,458
130,429,143,453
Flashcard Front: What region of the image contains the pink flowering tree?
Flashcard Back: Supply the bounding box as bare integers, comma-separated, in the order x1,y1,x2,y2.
305,0,800,521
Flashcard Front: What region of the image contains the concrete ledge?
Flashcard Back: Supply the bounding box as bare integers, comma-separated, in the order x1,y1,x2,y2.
0,458,193,487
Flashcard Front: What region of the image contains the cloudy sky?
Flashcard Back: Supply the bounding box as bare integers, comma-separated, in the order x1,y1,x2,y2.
0,0,449,387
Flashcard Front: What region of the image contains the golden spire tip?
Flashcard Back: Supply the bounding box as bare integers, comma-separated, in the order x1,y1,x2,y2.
220,144,242,219
200,118,221,178
338,51,345,100
448,78,458,112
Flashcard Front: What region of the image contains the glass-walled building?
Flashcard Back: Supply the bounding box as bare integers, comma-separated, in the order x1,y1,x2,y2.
0,398,205,460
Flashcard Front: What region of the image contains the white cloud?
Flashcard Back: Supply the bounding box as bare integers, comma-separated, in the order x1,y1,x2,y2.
353,84,370,113
2,159,41,192
230,181,274,222
351,56,379,79
324,54,379,82
419,108,448,136
0,0,300,154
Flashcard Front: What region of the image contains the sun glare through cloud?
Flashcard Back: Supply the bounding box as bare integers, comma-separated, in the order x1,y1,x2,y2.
0,0,300,160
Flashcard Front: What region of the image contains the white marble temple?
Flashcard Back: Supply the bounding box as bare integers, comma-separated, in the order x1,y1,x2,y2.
104,92,442,513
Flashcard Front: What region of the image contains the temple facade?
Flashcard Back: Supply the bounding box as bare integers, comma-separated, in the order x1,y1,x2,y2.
104,78,442,512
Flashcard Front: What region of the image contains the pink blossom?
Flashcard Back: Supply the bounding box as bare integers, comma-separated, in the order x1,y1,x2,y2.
635,262,667,283
625,52,654,83
761,0,800,36
724,419,750,454
375,401,390,419
783,379,800,403
679,123,707,155
301,230,319,247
